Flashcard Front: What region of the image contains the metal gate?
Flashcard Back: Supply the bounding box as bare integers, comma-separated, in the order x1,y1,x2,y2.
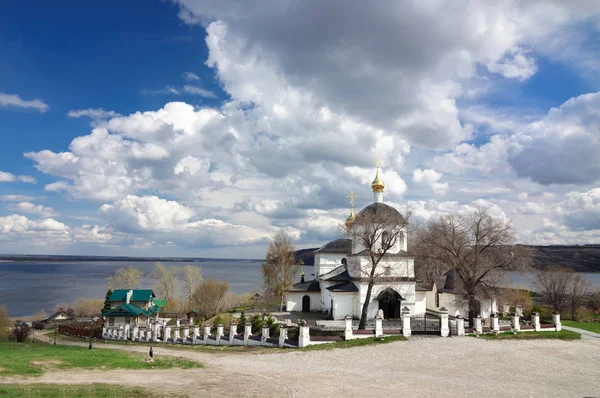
411,313,441,335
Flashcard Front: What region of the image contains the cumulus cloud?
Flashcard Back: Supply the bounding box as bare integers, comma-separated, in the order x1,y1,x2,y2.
0,195,36,202
0,171,37,184
412,169,449,195
7,202,56,217
0,92,49,112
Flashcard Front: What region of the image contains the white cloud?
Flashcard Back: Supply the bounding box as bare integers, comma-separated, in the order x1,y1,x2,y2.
181,72,200,81
67,108,120,121
0,171,37,184
7,202,56,217
0,195,36,202
0,92,49,112
412,169,449,195
183,85,217,98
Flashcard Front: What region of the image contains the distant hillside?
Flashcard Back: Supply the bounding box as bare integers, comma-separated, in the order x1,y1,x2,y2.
295,245,600,272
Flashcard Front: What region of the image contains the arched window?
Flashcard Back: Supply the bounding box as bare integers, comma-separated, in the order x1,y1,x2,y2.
341,258,347,266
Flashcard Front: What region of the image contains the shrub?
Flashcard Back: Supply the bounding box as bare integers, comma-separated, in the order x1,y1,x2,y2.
211,315,223,334
237,311,247,334
11,321,30,343
265,316,280,338
250,314,263,334
0,305,10,341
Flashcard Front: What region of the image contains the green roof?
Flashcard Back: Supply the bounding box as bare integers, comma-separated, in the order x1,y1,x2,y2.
153,299,167,308
148,305,160,314
102,303,153,318
109,289,155,302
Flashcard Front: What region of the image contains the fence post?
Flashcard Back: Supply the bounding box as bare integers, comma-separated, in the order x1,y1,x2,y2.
145,328,152,342
402,306,411,337
173,328,181,343
552,313,561,331
440,307,449,337
456,315,465,336
183,327,190,343
203,324,211,345
192,326,200,344
344,316,353,340
375,314,383,337
298,321,310,348
511,313,520,331
132,326,139,341
230,323,237,345
279,325,288,347
154,324,161,342
216,324,224,345
490,313,500,333
102,327,107,338
532,312,541,332
261,324,270,345
474,316,482,334
244,322,251,345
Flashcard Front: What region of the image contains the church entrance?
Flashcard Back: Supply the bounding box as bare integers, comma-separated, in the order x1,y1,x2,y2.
302,295,310,312
377,288,402,319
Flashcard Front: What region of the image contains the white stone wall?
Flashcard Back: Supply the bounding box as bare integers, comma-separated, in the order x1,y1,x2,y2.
348,256,414,279
330,293,355,320
351,226,407,255
286,292,321,312
414,291,427,314
315,252,347,276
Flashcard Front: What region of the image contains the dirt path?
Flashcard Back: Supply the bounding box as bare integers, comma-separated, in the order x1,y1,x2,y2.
2,335,599,397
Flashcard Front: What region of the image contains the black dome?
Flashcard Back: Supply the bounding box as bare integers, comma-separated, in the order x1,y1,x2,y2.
355,202,404,223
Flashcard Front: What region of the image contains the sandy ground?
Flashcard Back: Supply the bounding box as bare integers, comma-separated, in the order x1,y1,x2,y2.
1,335,599,397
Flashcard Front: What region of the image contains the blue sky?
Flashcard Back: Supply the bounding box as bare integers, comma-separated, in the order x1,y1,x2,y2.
2,1,600,258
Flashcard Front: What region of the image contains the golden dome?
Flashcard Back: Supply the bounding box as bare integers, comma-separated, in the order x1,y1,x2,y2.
371,166,385,193
345,209,356,229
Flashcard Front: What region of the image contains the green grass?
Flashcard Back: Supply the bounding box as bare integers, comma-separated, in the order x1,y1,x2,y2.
0,384,178,398
0,341,202,377
302,335,407,351
562,320,600,334
469,330,581,340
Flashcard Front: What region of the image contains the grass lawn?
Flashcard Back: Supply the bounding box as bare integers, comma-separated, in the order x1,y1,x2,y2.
0,384,179,398
302,335,407,351
0,341,201,377
562,320,600,334
470,330,581,340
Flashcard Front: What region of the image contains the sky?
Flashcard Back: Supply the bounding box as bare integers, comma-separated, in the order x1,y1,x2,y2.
2,1,600,259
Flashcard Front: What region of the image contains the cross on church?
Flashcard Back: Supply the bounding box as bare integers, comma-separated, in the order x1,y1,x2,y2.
347,191,357,211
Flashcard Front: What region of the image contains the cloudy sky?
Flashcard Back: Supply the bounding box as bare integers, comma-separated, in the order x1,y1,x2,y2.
1,1,600,258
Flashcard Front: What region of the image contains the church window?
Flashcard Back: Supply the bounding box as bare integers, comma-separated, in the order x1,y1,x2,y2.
341,258,347,266
435,293,440,307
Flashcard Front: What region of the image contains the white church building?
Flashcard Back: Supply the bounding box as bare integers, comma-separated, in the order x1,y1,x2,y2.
285,166,497,321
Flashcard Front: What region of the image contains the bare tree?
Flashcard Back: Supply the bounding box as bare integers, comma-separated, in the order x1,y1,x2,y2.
346,206,410,330
72,298,104,317
417,208,532,324
410,223,448,283
190,279,230,319
0,305,10,341
107,266,143,290
568,273,590,321
262,231,300,311
178,264,203,306
535,267,573,314
150,262,178,307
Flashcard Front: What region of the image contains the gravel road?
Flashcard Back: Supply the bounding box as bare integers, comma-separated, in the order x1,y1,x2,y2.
2,335,599,397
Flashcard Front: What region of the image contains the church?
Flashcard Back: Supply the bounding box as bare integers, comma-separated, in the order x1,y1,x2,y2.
286,166,428,320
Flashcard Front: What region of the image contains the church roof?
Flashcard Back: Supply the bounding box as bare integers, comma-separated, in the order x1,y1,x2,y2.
287,279,320,292
319,265,352,282
355,202,405,223
315,239,352,254
431,269,466,294
326,281,359,292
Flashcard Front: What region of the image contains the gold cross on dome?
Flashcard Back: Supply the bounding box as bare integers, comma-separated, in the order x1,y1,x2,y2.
347,191,357,210
376,156,381,167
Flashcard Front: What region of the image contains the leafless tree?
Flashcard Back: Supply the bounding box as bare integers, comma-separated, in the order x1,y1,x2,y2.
190,279,230,319
345,206,411,330
262,231,300,311
72,298,104,317
416,208,532,324
178,264,203,307
106,266,143,290
536,267,590,320
150,262,178,307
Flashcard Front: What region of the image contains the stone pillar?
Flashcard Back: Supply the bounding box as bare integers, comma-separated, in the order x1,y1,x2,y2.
117,329,124,340
164,326,171,343
511,313,520,331
490,313,500,333
216,324,224,345
440,307,449,337
243,323,251,345
344,316,353,340
102,327,107,338
203,324,211,345
176,319,180,327
516,305,523,317
474,316,483,334
145,329,152,342
375,314,383,337
132,326,139,341
124,324,131,340
298,322,310,348
173,328,181,343
402,309,411,338
456,315,465,336
154,324,161,342
552,313,561,331
192,326,200,343
261,324,270,345
532,312,541,332
279,325,288,347
183,327,190,342
230,323,237,345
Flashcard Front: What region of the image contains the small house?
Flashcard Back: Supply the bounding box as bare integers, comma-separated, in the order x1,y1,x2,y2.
102,289,160,327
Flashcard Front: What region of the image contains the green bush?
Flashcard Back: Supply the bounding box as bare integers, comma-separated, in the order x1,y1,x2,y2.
250,314,263,334
237,311,247,334
265,317,279,338
530,305,552,322
211,315,222,334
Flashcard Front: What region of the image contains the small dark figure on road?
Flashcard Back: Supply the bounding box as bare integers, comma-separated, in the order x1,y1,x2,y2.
89,341,92,350
149,346,153,359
